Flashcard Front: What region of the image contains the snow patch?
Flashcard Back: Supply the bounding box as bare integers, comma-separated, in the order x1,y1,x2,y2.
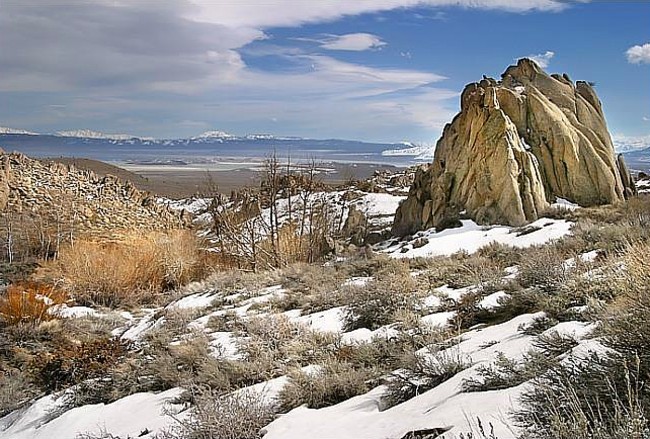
380,218,572,258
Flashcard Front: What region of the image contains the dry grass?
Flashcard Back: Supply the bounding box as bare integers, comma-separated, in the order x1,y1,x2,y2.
0,281,67,326
38,229,209,308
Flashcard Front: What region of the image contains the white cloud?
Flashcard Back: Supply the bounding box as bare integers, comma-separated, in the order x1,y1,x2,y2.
189,0,571,28
319,33,386,51
626,43,650,64
612,133,650,152
0,0,580,139
524,51,555,68
643,116,650,122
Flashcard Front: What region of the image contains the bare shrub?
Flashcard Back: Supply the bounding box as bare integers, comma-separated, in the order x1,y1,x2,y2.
479,288,540,325
278,361,380,412
518,315,559,336
0,209,72,264
441,253,505,290
532,331,580,357
516,354,649,439
237,315,336,371
161,388,276,439
269,262,348,313
476,242,522,267
515,242,650,438
207,159,344,271
517,247,571,293
0,368,39,417
383,348,470,409
344,268,422,331
600,242,650,373
462,351,557,393
29,336,129,392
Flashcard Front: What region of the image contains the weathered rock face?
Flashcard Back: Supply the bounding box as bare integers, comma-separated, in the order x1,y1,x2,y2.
0,150,188,236
393,59,636,236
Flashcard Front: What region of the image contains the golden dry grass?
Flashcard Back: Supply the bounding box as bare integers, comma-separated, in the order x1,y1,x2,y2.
0,281,67,325
38,229,209,307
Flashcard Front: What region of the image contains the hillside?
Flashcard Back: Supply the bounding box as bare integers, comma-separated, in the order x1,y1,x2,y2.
40,157,202,198
2,154,649,438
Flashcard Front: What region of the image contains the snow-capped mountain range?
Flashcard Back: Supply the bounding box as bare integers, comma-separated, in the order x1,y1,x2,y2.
0,126,420,166
54,129,155,141
612,134,650,153
1,127,306,143
2,127,649,171
381,142,434,161
0,127,39,136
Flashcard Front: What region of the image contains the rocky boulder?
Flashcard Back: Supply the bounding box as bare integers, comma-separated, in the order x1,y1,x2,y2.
393,59,636,236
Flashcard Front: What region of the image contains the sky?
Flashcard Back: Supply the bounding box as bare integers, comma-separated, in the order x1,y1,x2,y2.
0,0,649,144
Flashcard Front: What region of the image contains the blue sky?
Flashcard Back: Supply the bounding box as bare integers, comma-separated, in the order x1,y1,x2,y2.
0,0,649,146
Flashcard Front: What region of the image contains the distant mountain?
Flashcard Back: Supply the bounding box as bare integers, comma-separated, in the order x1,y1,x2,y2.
0,127,38,135
0,128,416,166
2,128,309,144
612,134,650,153
623,146,650,173
55,129,153,141
190,130,236,141
381,142,434,161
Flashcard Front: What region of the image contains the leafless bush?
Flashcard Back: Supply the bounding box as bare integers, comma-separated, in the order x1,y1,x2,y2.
516,355,649,439
237,315,336,370
278,361,380,412
344,268,423,331
462,351,557,393
0,368,39,417
517,247,571,293
383,348,470,409
207,157,344,271
160,388,276,439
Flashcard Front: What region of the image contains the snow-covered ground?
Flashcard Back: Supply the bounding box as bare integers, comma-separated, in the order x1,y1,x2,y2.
381,143,435,161
379,218,573,258
0,388,184,439
3,174,607,439
637,178,650,194
2,248,603,439
261,314,596,439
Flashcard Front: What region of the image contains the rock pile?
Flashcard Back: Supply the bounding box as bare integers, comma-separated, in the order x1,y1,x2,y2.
0,150,188,235
393,59,636,236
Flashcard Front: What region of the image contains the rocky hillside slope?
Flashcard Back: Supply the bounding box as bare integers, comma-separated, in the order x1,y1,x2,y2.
393,58,636,236
0,150,188,234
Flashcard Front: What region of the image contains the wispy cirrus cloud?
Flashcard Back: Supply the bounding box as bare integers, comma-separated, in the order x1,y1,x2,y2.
292,33,386,52
319,33,386,51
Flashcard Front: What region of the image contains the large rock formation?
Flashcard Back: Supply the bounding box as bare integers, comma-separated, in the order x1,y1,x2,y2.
393,59,636,236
